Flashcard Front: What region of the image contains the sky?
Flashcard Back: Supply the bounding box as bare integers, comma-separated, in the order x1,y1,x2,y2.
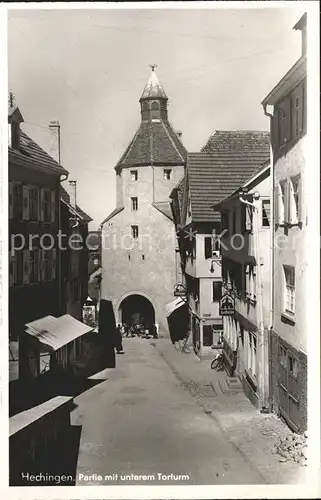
8,4,306,230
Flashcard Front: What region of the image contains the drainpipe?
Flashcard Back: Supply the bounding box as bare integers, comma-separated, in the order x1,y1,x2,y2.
59,173,69,315
263,103,275,413
239,195,268,411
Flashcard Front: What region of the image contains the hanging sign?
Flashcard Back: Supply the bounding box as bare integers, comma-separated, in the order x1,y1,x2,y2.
219,293,235,316
174,283,187,298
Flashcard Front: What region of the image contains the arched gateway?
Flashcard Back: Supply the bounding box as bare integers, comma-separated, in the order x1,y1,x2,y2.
118,294,155,329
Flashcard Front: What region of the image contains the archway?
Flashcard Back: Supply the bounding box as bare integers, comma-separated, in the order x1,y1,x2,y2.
118,294,155,329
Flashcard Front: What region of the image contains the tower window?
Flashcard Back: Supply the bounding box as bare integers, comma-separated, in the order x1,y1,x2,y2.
131,225,139,239
131,197,138,211
151,101,159,111
131,170,138,181
164,169,172,180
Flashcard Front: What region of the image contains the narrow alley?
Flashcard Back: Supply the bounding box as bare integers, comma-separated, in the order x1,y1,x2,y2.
72,338,302,486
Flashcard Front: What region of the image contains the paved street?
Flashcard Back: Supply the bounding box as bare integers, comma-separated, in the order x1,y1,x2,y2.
71,337,302,486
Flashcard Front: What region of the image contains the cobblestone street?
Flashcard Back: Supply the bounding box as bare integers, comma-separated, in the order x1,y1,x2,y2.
71,338,305,486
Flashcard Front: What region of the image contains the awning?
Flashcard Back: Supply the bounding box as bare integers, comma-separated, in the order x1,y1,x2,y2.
165,298,186,317
25,314,94,352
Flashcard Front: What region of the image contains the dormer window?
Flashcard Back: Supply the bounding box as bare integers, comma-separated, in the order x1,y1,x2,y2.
8,104,24,150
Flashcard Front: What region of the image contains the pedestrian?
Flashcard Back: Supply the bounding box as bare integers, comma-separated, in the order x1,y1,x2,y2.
151,324,158,339
115,324,124,354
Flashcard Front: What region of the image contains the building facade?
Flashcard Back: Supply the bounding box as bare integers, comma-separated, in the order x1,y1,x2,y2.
214,163,271,410
8,105,68,385
100,68,186,334
262,13,307,432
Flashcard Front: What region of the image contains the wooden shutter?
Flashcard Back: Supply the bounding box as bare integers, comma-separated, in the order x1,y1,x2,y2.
22,186,30,220
297,175,303,223
50,190,56,223
284,180,291,225
245,206,252,231
23,250,30,284
40,189,45,221
9,182,13,219
52,248,57,280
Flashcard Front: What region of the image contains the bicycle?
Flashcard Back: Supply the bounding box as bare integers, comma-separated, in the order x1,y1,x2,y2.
210,352,225,371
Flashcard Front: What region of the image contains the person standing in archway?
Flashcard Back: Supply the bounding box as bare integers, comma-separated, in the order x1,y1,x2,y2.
115,324,125,354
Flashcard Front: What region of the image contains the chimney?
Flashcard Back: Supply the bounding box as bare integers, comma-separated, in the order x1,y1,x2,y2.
49,120,61,163
68,180,77,209
293,13,307,57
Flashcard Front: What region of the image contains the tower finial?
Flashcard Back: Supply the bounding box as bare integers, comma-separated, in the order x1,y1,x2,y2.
8,91,15,108
149,64,158,72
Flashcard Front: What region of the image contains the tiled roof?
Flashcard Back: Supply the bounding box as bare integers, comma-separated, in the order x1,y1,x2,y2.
9,130,68,176
188,147,270,223
201,130,270,154
101,207,124,226
116,120,186,169
60,186,92,222
152,201,174,221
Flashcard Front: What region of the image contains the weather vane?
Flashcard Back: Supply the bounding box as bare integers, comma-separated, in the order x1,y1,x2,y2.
149,64,158,72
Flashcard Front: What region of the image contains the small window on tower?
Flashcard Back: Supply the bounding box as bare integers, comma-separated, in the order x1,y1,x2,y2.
131,197,138,211
131,170,138,181
131,225,139,239
151,101,159,111
164,169,172,180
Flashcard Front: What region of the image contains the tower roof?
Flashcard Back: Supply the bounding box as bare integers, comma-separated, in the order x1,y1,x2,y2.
140,67,168,101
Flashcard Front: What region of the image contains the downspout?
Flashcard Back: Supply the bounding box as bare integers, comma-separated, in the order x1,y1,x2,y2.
59,172,68,316
263,103,274,413
239,196,268,411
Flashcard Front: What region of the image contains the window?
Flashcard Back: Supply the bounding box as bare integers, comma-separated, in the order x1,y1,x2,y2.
131,225,139,239
29,249,39,283
131,197,138,211
279,345,287,368
279,108,287,145
283,265,295,315
13,183,22,219
43,189,51,221
204,237,212,259
44,250,52,281
151,101,159,110
294,96,300,137
262,199,271,227
279,181,286,224
212,281,222,302
131,170,138,181
245,265,256,300
163,169,172,180
29,187,39,221
288,355,298,379
248,332,257,377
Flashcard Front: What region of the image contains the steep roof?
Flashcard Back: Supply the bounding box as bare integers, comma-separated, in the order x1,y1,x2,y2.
188,133,270,223
9,130,68,176
116,120,186,170
201,130,270,154
60,186,92,222
152,201,173,221
140,69,168,100
101,207,124,226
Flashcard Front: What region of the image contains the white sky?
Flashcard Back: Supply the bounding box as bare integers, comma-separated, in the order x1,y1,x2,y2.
8,4,306,229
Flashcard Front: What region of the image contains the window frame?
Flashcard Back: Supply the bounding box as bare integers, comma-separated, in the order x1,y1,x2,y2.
261,198,271,228
29,186,39,221
163,169,172,180
212,281,222,302
283,265,295,316
131,225,139,239
130,170,138,181
131,197,138,211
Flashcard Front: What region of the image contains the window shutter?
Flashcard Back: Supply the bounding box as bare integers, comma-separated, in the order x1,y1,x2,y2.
285,97,291,143
284,180,290,224
204,237,212,259
245,206,252,231
51,191,56,222
297,176,303,223
23,250,30,284
22,186,30,220
40,189,45,221
52,249,57,280
245,265,250,297
9,182,13,219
